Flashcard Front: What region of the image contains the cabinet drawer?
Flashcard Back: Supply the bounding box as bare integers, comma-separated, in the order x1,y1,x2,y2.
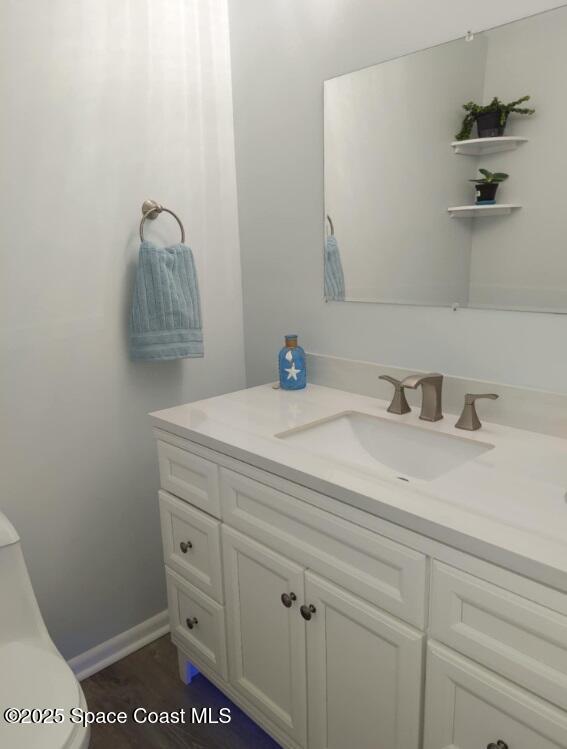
424,642,567,749
430,561,567,709
220,468,427,628
158,441,221,518
166,568,228,680
159,490,223,603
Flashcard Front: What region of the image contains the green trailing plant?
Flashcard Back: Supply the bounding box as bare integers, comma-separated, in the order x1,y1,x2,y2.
455,95,535,141
469,168,509,184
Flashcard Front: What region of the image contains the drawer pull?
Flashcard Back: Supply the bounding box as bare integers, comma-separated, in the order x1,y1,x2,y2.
487,742,508,749
179,541,193,554
186,617,199,630
281,592,297,608
300,604,316,621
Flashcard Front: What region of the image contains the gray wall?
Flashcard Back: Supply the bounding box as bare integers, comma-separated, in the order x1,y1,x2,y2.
228,0,567,393
0,0,244,659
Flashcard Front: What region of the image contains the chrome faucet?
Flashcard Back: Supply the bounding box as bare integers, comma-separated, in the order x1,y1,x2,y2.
400,373,444,422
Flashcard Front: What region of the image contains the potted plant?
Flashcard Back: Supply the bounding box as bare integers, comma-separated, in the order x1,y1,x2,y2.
456,96,535,140
469,169,509,204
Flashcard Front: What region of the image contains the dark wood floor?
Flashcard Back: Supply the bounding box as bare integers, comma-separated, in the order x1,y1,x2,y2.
82,636,281,749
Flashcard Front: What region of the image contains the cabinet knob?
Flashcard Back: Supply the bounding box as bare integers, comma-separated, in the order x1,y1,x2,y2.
487,742,508,749
300,604,317,621
186,617,198,630
281,592,297,608
180,541,193,554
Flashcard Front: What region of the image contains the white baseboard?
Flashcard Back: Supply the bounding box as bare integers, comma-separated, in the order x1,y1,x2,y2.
68,610,170,682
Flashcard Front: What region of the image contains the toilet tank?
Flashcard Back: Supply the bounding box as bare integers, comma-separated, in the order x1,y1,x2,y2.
0,511,52,645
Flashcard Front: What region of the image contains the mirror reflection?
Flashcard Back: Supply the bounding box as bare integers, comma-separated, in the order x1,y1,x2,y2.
324,6,566,312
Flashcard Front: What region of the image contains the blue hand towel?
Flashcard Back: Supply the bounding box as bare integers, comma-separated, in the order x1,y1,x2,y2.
129,240,203,361
324,234,345,301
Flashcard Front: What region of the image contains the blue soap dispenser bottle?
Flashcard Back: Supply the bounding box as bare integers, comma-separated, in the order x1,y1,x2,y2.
278,335,307,390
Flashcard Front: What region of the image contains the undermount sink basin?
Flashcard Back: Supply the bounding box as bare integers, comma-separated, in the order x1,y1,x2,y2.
276,411,494,481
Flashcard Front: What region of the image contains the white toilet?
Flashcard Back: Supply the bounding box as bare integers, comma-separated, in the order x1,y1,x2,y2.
0,511,90,749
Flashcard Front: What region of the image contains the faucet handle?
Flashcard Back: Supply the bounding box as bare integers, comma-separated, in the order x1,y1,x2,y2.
455,393,499,431
379,375,411,415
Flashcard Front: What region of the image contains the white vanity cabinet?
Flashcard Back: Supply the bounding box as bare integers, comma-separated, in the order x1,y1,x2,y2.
153,430,567,749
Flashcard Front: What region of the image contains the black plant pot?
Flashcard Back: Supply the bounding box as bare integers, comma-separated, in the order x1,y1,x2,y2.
475,182,499,204
476,110,507,138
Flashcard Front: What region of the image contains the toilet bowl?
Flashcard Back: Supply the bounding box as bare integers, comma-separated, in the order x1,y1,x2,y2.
0,511,90,748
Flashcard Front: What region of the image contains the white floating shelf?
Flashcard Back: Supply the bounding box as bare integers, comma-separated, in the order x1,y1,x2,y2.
448,204,522,218
451,136,528,156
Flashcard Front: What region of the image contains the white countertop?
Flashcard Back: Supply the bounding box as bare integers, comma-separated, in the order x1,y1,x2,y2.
151,383,567,590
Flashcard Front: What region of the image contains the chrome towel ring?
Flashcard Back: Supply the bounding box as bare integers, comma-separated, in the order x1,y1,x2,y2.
139,199,186,243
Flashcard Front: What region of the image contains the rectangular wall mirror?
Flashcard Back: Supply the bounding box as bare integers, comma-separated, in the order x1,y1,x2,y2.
323,5,566,313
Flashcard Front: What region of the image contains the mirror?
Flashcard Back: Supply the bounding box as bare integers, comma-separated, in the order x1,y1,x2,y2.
324,6,567,312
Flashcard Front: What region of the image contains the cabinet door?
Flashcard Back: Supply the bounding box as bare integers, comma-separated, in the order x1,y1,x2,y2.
305,572,423,749
222,527,307,747
424,642,567,749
